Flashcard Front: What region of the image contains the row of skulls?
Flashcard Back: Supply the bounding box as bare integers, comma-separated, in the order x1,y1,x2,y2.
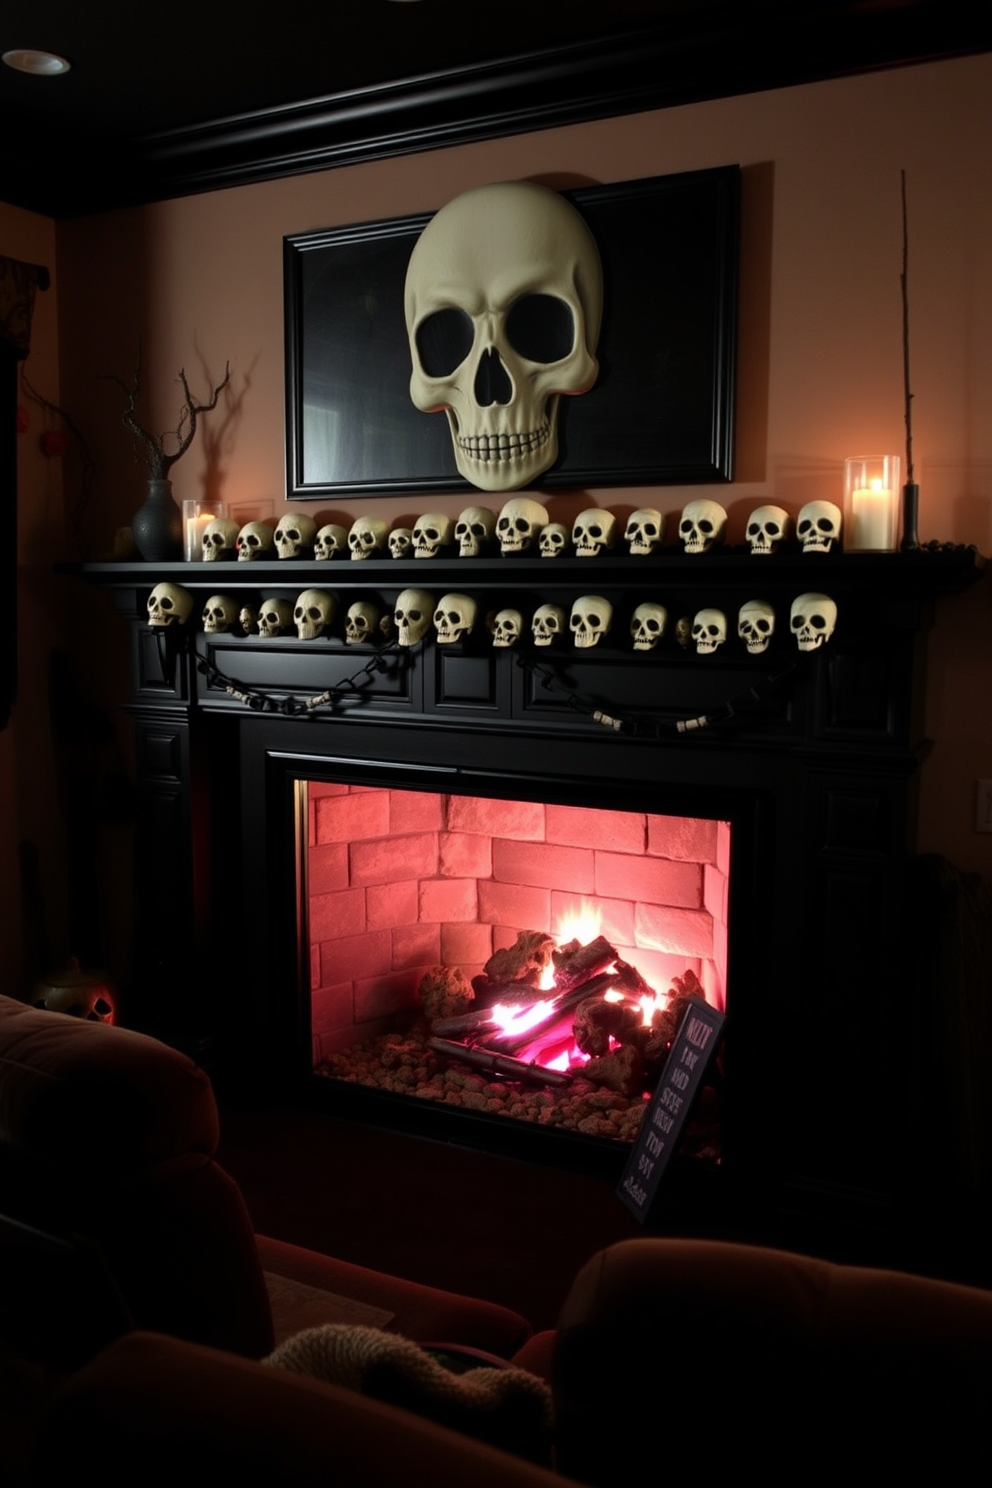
148,582,838,654
200,498,845,564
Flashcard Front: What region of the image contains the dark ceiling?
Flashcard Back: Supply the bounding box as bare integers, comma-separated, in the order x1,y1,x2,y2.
2,0,989,217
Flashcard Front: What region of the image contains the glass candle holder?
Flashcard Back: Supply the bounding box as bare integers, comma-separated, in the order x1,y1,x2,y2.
183,498,227,561
843,457,900,553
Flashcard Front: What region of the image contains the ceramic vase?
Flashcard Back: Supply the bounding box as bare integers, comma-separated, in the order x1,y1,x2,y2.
132,478,182,561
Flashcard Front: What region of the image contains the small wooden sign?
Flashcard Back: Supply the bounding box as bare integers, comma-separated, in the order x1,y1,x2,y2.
617,999,725,1221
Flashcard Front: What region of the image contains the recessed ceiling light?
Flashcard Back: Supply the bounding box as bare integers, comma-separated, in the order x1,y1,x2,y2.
2,49,71,77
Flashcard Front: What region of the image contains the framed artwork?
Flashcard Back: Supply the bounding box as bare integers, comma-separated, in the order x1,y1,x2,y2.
284,164,739,500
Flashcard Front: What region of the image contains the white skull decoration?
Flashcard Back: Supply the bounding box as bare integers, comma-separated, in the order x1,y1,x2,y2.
274,512,317,559
455,506,496,558
433,593,477,644
314,524,349,561
625,509,665,556
237,521,274,561
388,528,414,560
680,500,728,555
201,516,240,562
738,598,776,655
692,608,727,654
790,592,838,651
797,501,842,555
497,497,548,555
572,509,617,558
404,180,603,492
202,595,239,634
491,609,523,647
294,589,336,640
413,512,454,558
345,600,380,644
147,582,193,627
539,522,570,558
532,603,566,646
349,516,389,560
570,595,612,649
394,589,434,646
257,598,294,637
746,505,791,556
630,602,668,651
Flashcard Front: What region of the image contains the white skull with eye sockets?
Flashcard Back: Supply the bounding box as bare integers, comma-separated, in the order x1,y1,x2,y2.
413,512,454,558
491,609,523,647
455,506,496,558
630,601,668,652
692,608,727,655
570,595,612,649
746,505,791,556
147,582,193,628
294,589,336,640
404,180,603,493
790,592,837,651
497,496,548,555
532,603,566,646
738,598,775,655
201,595,239,634
433,593,477,644
237,521,274,562
274,512,317,559
388,528,414,560
625,508,664,556
314,524,349,561
345,600,380,645
201,517,240,563
348,516,389,560
680,500,727,555
797,501,842,555
257,598,294,637
572,509,617,558
539,522,570,558
394,589,434,647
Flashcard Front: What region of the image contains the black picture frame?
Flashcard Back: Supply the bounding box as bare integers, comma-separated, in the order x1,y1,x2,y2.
284,164,739,501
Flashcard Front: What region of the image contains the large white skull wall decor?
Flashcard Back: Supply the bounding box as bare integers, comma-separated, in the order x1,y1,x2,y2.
532,603,566,646
314,524,349,561
404,181,603,492
630,601,668,651
433,593,477,643
413,512,455,558
497,497,548,555
345,601,380,644
394,589,434,646
692,608,727,654
388,528,414,560
680,500,727,555
570,595,612,649
738,598,775,655
797,501,842,555
201,516,240,562
237,521,274,561
202,594,240,634
790,592,838,651
294,589,337,640
746,505,791,556
572,509,617,558
539,522,570,558
274,512,317,559
147,582,194,627
257,598,294,637
455,506,496,557
349,516,389,560
491,609,524,647
625,508,665,556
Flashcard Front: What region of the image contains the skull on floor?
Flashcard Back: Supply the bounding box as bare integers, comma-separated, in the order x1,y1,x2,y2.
625,508,664,556
433,593,477,643
630,601,668,651
797,501,842,555
349,516,389,560
790,592,837,650
201,517,240,562
202,594,239,634
394,589,434,646
680,500,727,555
315,524,349,561
455,506,496,558
572,509,617,557
692,608,727,654
570,595,612,648
491,609,523,647
532,603,566,646
413,512,454,558
738,598,775,654
274,513,317,559
147,582,194,627
294,589,336,640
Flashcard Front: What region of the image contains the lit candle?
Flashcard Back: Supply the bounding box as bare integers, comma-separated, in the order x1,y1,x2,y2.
851,478,895,551
184,512,214,561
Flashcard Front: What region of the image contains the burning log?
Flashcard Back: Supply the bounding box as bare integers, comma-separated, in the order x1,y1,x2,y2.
552,935,617,991
428,1038,573,1088
431,1009,499,1040
480,973,620,1057
573,996,644,1057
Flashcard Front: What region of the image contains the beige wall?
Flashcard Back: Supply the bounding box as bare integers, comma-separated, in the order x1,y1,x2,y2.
7,51,992,990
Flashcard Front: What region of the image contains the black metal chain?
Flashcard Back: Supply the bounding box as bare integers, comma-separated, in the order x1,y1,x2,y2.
193,639,406,716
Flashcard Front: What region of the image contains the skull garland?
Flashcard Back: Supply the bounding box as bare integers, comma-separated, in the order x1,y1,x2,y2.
570,595,613,649
625,509,665,556
237,521,274,561
413,512,455,559
394,589,434,646
497,497,548,555
345,601,381,644
294,589,337,640
348,516,389,560
692,608,728,655
257,598,294,637
433,593,477,644
491,609,524,647
147,582,194,627
532,603,566,646
572,509,618,558
404,181,603,492
539,522,570,558
680,500,728,555
797,501,842,555
630,601,668,652
274,512,317,559
790,592,838,651
455,506,497,558
738,598,776,655
202,594,240,634
201,517,240,562
388,528,414,560
746,505,791,556
314,524,349,561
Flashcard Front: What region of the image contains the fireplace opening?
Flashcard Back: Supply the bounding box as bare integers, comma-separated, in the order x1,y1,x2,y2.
302,781,729,1160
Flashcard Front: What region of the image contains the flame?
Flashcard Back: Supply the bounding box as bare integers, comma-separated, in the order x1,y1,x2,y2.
539,900,604,989
490,998,556,1035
